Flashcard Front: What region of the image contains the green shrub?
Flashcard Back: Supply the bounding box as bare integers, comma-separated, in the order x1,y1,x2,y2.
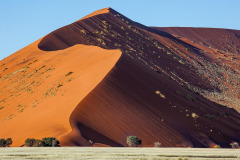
0,138,12,147
25,137,60,147
5,138,13,147
25,138,37,147
0,139,6,147
32,140,43,147
42,137,60,147
126,136,142,147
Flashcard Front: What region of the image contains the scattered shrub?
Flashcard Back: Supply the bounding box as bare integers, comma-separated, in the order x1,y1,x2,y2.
89,140,94,146
219,113,230,118
42,137,60,147
154,141,161,147
0,138,12,147
0,139,6,147
126,136,142,147
186,94,195,101
230,142,239,149
191,113,199,119
25,137,60,147
57,84,63,88
25,138,37,147
32,140,43,147
204,114,216,120
215,145,221,148
65,72,73,77
155,90,166,98
5,138,12,147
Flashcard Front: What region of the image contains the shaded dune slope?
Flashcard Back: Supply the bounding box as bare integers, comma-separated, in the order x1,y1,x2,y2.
66,54,240,147
156,27,240,55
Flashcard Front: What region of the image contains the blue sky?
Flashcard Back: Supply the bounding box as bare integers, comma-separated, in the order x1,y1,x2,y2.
1,0,240,60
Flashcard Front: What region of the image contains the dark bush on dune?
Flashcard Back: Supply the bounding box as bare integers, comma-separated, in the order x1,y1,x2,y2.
126,136,142,147
0,138,13,147
25,138,40,147
25,137,60,147
42,137,60,147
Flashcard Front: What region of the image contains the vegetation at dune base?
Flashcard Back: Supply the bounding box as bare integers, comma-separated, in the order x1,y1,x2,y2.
230,142,239,149
0,138,13,147
126,136,142,147
25,137,60,147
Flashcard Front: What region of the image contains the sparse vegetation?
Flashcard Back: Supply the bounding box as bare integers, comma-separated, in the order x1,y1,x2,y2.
186,94,195,102
89,140,93,146
204,114,216,120
155,90,166,98
126,136,142,147
230,142,239,149
57,84,63,88
25,137,59,147
154,141,161,147
0,138,12,147
65,72,73,77
215,145,221,148
80,29,87,34
191,113,199,119
25,138,45,147
42,137,60,147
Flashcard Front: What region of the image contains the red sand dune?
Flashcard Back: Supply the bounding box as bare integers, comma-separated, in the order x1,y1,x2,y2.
0,7,240,147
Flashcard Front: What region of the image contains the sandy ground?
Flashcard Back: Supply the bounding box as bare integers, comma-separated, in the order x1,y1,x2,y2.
0,147,239,160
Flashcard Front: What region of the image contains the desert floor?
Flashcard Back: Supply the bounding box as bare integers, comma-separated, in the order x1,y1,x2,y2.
0,147,239,160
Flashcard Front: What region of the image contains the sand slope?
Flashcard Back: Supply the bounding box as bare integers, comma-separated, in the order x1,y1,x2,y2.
0,39,121,146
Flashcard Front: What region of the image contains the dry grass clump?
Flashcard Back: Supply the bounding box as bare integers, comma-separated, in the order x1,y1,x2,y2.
155,90,166,98
191,113,199,119
153,141,161,147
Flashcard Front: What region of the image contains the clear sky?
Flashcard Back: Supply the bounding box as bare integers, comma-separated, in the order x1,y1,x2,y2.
1,0,240,60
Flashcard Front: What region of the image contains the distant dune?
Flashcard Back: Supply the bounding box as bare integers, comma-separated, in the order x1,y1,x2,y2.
0,7,240,147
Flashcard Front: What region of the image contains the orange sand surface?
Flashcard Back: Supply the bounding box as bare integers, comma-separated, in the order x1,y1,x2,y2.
0,39,121,146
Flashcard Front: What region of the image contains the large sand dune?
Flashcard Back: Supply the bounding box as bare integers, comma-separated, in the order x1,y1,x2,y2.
0,7,240,147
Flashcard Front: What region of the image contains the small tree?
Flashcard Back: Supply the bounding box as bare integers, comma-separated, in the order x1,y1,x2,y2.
32,140,43,147
42,137,59,147
51,139,60,147
25,137,59,147
5,138,13,147
126,136,142,147
25,138,37,147
0,138,13,147
230,142,239,149
0,139,6,147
